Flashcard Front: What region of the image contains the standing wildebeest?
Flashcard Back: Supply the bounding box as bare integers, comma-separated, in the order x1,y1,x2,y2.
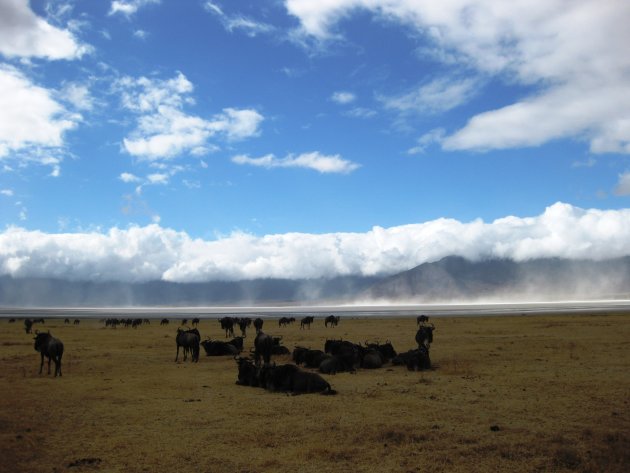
219,317,235,338
415,324,435,349
300,316,314,329
253,317,264,334
192,317,200,327
34,332,64,377
73,319,80,325
417,314,430,326
253,331,273,366
160,318,169,326
324,315,340,327
64,318,70,324
237,318,251,337
24,319,33,334
175,328,200,362
278,317,296,327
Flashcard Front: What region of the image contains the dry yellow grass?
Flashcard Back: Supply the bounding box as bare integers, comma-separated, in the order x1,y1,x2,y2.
0,314,628,473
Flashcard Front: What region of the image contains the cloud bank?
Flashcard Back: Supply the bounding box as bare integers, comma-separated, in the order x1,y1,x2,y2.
2,203,630,283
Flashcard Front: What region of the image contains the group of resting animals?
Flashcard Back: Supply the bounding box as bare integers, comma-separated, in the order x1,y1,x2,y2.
175,314,436,395
28,315,436,397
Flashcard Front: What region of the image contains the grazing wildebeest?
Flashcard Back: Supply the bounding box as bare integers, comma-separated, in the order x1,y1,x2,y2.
73,319,81,325
253,331,273,366
253,317,264,334
9,318,16,323
417,314,430,326
192,317,200,327
64,318,70,324
324,315,340,327
175,328,200,362
160,318,169,326
219,317,235,338
34,331,64,377
415,324,435,349
24,319,33,334
300,316,314,330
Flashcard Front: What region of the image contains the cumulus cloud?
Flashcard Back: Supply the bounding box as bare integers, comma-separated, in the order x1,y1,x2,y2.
0,0,88,59
285,0,630,154
232,151,360,174
2,202,630,282
0,65,80,171
116,72,264,160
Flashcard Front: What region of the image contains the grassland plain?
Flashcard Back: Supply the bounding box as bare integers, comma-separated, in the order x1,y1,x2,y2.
0,314,628,473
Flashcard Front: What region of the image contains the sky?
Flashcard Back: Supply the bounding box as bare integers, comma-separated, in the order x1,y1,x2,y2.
1,0,630,283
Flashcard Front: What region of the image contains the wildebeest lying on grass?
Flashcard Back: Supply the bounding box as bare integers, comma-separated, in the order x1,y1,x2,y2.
235,357,336,395
34,331,64,377
392,346,431,371
175,328,200,362
200,337,243,356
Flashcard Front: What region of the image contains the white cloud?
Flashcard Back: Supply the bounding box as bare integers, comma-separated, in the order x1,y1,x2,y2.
380,77,479,114
204,1,274,37
614,172,630,196
147,172,168,185
133,29,149,40
408,128,446,155
116,73,263,160
0,0,88,59
344,107,377,119
2,202,630,282
109,0,160,17
1,189,14,197
232,151,360,174
285,0,630,154
59,82,93,111
119,172,141,183
0,65,80,170
331,91,356,104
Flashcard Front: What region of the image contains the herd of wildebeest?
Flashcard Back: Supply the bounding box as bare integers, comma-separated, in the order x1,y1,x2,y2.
9,313,436,395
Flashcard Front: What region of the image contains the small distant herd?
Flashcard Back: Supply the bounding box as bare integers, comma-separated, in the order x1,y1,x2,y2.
10,314,437,394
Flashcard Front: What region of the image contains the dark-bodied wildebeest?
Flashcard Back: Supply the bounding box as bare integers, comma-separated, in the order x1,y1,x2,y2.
34,331,64,377
392,347,431,371
24,319,33,334
300,316,314,330
358,346,384,369
365,341,397,363
324,315,340,327
253,331,273,366
235,357,259,387
219,317,235,338
253,317,264,334
237,318,250,337
9,318,16,323
417,314,430,326
415,324,435,349
260,363,337,395
278,317,290,327
175,328,200,362
201,338,240,356
160,318,169,326
292,347,327,368
64,318,70,324
192,317,200,327
271,336,291,355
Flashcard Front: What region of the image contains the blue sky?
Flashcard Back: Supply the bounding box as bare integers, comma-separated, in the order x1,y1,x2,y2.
1,0,630,283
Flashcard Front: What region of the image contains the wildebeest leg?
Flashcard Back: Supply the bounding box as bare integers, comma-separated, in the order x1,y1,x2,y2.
47,355,52,375
55,356,62,377
39,353,44,374
175,345,180,362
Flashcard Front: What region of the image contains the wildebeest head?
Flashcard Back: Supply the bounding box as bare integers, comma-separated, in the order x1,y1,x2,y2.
33,331,51,352
235,356,259,387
